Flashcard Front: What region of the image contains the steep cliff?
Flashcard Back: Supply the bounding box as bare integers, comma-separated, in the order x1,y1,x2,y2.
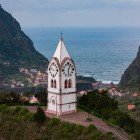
119,46,140,91
0,6,49,85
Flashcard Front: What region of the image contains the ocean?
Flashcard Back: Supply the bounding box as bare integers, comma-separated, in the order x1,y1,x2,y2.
23,27,140,84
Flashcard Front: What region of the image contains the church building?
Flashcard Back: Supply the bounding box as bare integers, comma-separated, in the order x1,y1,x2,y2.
46,34,77,116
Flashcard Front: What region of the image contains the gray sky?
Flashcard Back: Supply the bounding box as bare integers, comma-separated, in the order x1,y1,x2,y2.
1,0,140,27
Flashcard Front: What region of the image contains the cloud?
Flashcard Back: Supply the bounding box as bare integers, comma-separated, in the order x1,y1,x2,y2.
1,0,140,13
1,0,140,27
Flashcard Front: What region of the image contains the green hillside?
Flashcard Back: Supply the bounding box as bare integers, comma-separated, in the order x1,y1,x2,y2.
0,6,49,85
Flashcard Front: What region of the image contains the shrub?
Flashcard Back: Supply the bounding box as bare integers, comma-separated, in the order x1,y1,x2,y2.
88,132,101,140
100,132,115,140
24,112,34,121
87,124,97,132
3,107,11,113
19,108,29,115
14,106,21,113
50,118,61,126
108,118,117,125
34,107,46,125
61,122,75,130
0,104,7,111
74,125,84,135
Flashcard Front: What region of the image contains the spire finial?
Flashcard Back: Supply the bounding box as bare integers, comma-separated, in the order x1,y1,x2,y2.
60,32,63,41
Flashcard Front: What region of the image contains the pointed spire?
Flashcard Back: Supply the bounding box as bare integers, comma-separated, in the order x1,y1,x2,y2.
53,33,70,63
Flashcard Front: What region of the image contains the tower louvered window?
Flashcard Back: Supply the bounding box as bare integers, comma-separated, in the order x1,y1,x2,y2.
54,80,57,88
69,79,72,88
65,80,68,88
51,79,53,88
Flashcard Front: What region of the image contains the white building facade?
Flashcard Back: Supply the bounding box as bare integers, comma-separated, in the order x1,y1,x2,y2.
46,36,77,115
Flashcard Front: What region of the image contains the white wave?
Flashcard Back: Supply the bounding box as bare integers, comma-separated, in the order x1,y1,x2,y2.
97,80,119,84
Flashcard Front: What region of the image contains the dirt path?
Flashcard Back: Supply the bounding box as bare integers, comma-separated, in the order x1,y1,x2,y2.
26,106,129,140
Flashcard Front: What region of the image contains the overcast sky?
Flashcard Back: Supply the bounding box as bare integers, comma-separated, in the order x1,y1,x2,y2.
1,0,140,27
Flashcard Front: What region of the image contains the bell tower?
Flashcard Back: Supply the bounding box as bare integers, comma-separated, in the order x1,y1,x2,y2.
46,34,77,116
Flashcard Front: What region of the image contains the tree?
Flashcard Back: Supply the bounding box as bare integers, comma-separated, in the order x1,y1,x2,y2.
34,107,46,125
35,88,48,105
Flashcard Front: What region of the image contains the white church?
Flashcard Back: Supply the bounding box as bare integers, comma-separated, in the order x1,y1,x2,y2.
46,34,77,116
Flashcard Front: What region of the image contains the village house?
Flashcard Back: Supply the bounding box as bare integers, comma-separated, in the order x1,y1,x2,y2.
30,69,38,73
29,95,39,104
128,104,136,111
34,71,47,86
132,92,138,98
92,81,104,90
19,68,29,75
108,88,123,97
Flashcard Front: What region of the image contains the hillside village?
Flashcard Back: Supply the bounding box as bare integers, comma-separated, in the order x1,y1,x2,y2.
1,68,47,88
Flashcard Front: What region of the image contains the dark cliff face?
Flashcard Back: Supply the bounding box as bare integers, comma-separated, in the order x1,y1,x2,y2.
119,46,140,91
76,76,96,92
0,6,49,82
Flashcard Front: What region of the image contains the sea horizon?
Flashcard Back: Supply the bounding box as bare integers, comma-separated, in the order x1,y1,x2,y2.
23,27,140,84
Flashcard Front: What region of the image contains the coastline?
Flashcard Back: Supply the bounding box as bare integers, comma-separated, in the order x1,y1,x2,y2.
23,27,140,84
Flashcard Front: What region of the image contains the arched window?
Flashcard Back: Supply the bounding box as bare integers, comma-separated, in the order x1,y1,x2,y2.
54,80,57,88
65,80,68,88
52,99,55,105
51,79,53,88
69,79,72,88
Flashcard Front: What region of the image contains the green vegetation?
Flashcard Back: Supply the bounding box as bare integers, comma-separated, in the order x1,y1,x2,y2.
78,90,140,139
34,107,46,125
0,105,115,140
117,94,140,121
0,91,21,105
0,88,47,106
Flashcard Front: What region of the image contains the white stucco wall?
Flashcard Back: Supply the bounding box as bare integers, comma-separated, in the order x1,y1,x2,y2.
48,93,60,112
62,103,76,112
62,94,76,104
48,92,76,113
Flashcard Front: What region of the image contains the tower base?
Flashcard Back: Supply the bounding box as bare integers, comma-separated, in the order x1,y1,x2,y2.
46,109,77,116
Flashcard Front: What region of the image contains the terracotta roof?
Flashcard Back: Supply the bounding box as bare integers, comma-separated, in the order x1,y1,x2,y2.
128,104,136,110
132,93,138,97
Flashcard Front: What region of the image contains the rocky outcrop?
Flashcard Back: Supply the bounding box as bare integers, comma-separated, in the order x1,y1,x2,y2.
119,46,140,91
76,75,96,91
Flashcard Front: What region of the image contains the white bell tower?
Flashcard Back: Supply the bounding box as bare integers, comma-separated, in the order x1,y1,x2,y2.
46,34,77,116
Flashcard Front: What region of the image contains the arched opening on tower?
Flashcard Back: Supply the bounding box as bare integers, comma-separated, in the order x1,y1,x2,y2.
68,79,72,88
52,99,55,105
65,80,68,88
51,79,54,88
54,80,57,88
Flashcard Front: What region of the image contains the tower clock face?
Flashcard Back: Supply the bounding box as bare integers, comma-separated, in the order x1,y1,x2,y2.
62,61,75,77
49,62,59,77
